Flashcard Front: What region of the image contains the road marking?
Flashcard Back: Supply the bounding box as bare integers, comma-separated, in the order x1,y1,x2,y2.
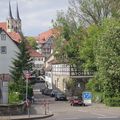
78,110,87,112
98,116,119,119
63,118,80,120
90,112,106,117
78,110,106,117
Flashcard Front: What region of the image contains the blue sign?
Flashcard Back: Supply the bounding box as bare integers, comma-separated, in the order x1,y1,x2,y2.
82,92,92,100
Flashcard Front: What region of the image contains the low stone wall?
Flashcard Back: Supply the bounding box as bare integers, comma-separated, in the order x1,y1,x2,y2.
0,102,25,115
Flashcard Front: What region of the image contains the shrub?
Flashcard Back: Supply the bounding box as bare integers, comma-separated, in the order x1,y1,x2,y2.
9,92,21,104
92,92,103,103
104,97,120,106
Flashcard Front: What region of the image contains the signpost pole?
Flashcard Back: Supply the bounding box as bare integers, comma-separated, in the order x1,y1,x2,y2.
24,71,30,118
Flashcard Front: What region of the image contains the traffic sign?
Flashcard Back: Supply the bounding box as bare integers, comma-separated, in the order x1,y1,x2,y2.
82,92,92,100
82,92,92,105
23,71,31,79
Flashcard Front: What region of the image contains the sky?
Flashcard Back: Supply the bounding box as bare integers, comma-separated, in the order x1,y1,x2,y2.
0,0,69,36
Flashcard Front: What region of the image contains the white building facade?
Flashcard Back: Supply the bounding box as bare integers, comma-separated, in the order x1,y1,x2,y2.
0,28,20,104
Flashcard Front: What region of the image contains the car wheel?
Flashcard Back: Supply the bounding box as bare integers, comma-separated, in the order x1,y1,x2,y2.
55,98,58,101
83,103,85,106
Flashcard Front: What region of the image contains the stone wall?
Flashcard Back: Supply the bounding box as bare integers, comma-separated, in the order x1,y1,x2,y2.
0,103,25,115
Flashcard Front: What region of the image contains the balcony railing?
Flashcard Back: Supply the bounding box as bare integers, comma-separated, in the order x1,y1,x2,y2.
70,70,94,76
70,66,94,77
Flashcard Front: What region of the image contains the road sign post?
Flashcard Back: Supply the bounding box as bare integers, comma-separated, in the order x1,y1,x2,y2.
82,92,92,105
23,70,31,118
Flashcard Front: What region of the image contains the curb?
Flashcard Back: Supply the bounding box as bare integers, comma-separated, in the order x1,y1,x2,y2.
0,114,54,120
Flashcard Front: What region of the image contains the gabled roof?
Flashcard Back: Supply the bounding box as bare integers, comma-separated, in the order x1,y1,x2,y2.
0,28,19,45
37,28,56,44
0,22,21,43
8,32,21,43
27,45,44,58
29,49,44,57
0,22,42,58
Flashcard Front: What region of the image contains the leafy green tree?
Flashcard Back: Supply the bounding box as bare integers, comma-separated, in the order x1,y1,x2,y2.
95,19,120,98
69,0,120,25
53,11,86,71
66,79,78,96
26,36,38,50
53,0,120,106
80,24,99,71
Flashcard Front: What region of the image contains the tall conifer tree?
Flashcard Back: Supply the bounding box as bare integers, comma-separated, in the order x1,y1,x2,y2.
10,35,33,94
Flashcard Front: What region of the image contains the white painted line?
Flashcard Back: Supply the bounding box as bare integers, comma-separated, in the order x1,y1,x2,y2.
98,116,119,119
63,118,80,120
78,110,106,117
91,113,106,117
78,110,87,112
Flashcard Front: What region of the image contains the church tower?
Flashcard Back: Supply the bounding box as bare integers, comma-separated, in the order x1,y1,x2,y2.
7,1,22,33
7,1,15,32
15,3,22,33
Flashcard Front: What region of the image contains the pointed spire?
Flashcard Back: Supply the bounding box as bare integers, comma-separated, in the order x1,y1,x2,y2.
8,1,13,19
16,2,21,20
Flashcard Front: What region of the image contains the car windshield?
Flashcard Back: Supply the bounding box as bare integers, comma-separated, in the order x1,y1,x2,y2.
57,93,65,97
52,90,58,93
73,96,81,99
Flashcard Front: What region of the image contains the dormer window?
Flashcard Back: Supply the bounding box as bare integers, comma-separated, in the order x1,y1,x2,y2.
1,34,6,40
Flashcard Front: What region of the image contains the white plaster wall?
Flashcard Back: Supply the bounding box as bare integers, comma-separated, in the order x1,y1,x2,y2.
45,55,54,68
0,31,20,74
45,71,52,89
52,75,69,92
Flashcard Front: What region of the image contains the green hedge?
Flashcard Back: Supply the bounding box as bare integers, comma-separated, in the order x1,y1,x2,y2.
104,97,120,107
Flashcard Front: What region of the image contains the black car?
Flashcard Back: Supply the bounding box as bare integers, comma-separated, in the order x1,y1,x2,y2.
50,90,58,97
55,93,67,101
41,88,52,96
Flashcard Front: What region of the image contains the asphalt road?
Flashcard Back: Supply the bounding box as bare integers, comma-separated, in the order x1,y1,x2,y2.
32,83,120,120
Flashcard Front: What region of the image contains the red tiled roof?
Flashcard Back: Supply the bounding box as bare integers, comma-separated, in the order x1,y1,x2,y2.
27,45,44,57
0,22,43,58
0,22,7,31
0,22,21,43
8,32,21,43
37,28,56,44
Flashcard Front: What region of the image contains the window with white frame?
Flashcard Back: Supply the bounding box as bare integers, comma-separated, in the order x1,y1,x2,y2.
1,34,6,40
1,46,7,54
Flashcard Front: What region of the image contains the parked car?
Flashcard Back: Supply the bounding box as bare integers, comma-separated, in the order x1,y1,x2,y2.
50,90,59,97
55,93,67,101
69,96,85,106
41,88,52,96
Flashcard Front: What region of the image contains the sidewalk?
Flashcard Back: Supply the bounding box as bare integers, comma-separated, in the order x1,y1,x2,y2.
0,103,53,120
0,90,53,120
0,114,53,120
